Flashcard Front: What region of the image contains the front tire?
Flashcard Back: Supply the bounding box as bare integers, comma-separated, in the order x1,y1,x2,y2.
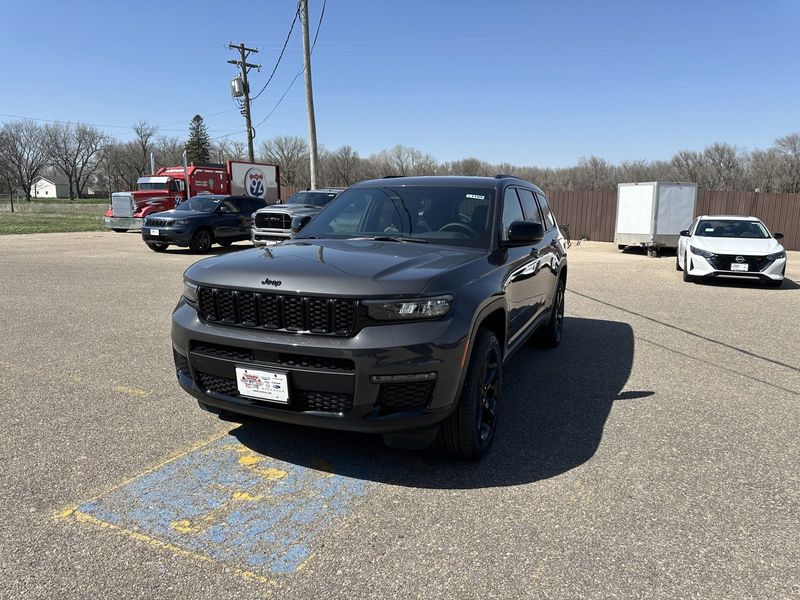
190,228,214,253
146,242,168,252
682,253,694,282
436,329,502,460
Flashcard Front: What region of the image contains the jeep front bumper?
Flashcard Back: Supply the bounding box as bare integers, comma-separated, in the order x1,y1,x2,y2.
171,300,468,433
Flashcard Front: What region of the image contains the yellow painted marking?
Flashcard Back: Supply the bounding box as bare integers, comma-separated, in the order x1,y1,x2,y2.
170,488,268,535
294,553,316,573
66,509,275,586
54,429,230,514
112,385,148,398
238,454,264,467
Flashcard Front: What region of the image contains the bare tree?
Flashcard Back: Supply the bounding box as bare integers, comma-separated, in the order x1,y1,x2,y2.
773,132,800,193
155,136,185,168
323,145,363,186
0,129,18,211
132,120,159,175
701,143,741,190
46,122,109,200
259,136,310,187
0,120,49,201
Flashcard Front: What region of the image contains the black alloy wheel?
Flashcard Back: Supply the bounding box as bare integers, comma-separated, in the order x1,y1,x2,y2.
190,229,213,254
540,277,565,348
475,343,500,444
436,329,502,460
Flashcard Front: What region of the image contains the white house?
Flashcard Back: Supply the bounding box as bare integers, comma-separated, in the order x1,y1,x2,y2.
31,174,70,199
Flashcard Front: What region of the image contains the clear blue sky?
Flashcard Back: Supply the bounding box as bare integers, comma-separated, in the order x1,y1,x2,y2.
1,0,798,167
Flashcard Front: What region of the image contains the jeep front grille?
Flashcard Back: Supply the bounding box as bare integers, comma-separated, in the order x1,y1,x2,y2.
197,287,357,336
145,218,173,227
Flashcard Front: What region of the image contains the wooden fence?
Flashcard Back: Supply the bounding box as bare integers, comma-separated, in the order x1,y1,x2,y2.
548,189,800,251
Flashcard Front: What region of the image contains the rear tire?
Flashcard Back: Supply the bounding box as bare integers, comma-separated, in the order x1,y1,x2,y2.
146,242,168,252
190,228,214,253
539,276,565,348
436,329,501,460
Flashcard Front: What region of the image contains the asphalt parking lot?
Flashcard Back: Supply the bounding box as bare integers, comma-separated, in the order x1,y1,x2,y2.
1,232,798,599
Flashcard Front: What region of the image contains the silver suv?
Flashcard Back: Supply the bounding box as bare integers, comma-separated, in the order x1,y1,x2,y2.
251,188,343,245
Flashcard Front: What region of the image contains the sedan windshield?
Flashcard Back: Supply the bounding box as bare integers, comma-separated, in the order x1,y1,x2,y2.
695,219,770,239
175,196,223,212
286,191,338,206
295,186,494,248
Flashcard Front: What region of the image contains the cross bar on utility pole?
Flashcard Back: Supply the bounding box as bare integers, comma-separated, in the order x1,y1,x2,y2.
227,43,260,162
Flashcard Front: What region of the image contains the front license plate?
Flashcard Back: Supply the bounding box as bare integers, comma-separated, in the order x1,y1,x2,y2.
730,263,748,272
150,228,160,236
235,366,289,403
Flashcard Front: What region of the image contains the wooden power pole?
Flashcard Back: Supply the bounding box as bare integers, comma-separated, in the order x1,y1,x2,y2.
299,0,319,189
228,43,260,162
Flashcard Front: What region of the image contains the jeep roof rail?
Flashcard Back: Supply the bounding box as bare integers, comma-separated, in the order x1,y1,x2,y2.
494,173,517,179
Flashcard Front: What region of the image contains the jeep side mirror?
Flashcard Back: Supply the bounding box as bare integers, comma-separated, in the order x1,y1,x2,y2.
773,232,784,240
291,215,312,235
501,221,544,247
679,229,690,237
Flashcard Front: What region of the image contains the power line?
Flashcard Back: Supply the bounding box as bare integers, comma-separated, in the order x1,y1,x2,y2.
251,7,300,102
252,0,326,130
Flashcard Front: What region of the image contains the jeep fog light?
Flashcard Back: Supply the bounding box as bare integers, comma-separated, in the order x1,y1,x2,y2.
365,295,452,321
183,280,199,306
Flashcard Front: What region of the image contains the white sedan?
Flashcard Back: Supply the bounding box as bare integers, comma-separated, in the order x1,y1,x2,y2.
677,215,787,287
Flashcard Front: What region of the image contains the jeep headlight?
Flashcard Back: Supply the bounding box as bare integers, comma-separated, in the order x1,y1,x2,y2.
183,280,199,306
766,251,786,260
689,245,714,259
365,295,452,321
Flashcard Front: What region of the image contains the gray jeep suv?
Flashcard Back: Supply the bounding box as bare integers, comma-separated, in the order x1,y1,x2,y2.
171,176,567,458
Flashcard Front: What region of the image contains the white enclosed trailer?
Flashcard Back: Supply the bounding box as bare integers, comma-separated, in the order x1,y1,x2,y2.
615,182,697,256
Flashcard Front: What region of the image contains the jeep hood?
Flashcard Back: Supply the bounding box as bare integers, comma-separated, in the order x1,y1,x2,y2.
185,239,484,297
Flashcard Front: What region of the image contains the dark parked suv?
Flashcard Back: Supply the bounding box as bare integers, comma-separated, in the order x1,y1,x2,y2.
142,194,267,253
171,176,567,458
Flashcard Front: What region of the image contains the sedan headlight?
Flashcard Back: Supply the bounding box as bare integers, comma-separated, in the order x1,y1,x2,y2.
365,295,453,321
689,245,714,259
766,251,786,260
183,280,199,306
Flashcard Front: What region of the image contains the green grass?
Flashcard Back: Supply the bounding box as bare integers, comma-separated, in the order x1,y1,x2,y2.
0,212,106,234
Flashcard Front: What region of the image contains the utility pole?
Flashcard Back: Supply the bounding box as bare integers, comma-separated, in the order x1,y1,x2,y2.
299,0,319,189
227,43,260,162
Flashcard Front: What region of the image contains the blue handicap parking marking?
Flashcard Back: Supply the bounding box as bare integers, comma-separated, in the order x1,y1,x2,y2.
75,435,367,576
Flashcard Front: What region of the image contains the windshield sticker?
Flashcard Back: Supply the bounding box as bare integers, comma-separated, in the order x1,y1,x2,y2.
465,194,485,200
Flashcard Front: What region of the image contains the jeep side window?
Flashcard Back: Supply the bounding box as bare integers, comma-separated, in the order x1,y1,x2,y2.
535,193,556,230
502,188,525,239
516,188,543,225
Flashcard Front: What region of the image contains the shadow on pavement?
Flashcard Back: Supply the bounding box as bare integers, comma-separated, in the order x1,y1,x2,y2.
695,276,799,291
231,316,650,489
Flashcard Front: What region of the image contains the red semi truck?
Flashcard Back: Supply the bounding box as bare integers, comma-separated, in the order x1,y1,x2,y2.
103,160,280,232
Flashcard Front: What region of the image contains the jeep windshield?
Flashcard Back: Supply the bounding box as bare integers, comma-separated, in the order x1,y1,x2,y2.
295,186,494,248
285,191,338,206
175,196,224,212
